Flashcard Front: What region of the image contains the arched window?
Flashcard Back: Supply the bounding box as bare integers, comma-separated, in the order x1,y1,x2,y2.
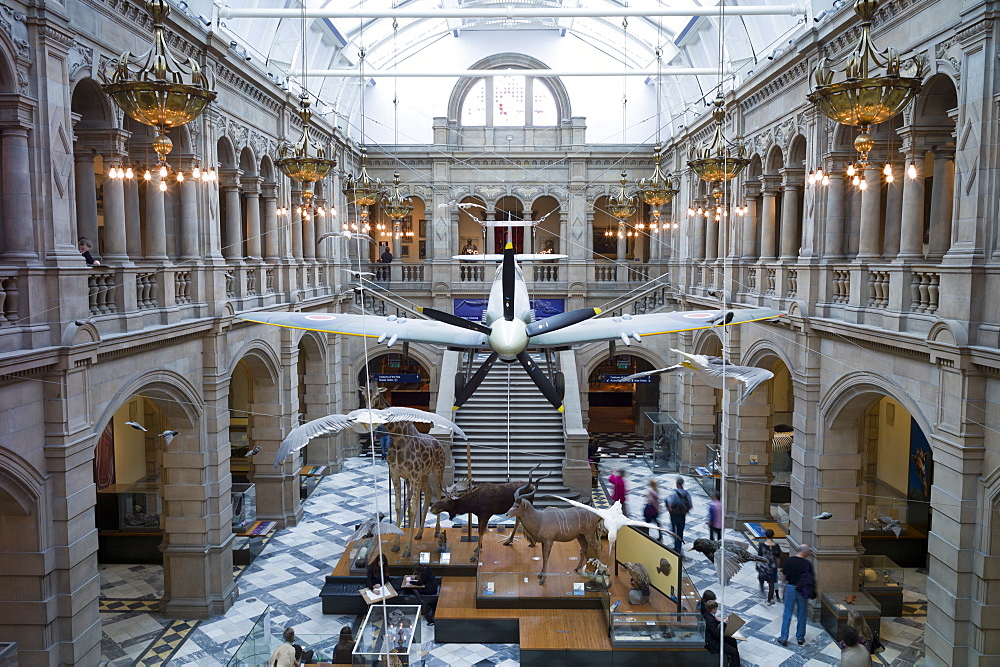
460,74,558,127
450,54,570,128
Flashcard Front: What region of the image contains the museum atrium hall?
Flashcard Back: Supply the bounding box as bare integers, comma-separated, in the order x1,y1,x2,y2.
0,0,996,663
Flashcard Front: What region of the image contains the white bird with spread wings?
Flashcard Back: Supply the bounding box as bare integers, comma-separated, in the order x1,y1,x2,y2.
551,496,676,556
273,407,467,469
621,349,774,404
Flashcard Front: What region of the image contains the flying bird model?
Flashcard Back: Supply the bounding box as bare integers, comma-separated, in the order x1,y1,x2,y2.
690,537,768,585
621,349,774,404
239,245,783,411
317,230,374,244
158,430,179,445
346,514,407,543
879,516,903,538
273,407,466,469
813,512,833,520
125,420,147,431
550,496,676,556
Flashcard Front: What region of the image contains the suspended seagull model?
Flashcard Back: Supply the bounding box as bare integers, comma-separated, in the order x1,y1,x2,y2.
621,349,775,404
273,407,467,469
240,244,783,411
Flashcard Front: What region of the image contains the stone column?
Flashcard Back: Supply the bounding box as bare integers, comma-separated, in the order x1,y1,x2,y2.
896,151,926,260
857,165,882,259
261,183,280,260
179,171,199,260
145,173,168,261
486,210,496,254
74,152,99,244
823,161,846,259
927,151,954,258
2,126,36,259
779,174,802,260
882,169,903,258
291,206,303,261
741,183,760,260
616,221,627,261
221,177,243,261
242,177,262,260
759,179,779,260
705,208,718,261
314,197,328,261
102,159,128,260
124,178,143,260
692,201,705,261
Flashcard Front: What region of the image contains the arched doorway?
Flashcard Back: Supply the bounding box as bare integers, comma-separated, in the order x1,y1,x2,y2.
357,354,432,410
586,354,657,435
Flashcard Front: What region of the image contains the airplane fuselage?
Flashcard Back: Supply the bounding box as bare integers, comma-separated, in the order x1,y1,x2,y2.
483,262,532,360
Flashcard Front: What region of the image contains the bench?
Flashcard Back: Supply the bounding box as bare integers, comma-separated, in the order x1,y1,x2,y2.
320,575,439,615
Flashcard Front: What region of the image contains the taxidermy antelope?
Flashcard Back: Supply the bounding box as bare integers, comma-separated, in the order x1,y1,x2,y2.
505,482,602,584
429,467,546,562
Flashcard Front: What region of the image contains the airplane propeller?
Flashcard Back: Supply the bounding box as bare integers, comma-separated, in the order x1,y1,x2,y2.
420,243,599,411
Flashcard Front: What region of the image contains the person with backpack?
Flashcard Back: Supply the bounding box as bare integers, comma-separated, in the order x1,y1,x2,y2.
665,477,693,552
778,544,815,647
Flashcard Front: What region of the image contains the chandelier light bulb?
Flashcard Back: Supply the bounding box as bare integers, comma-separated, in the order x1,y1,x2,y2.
192,167,201,179
907,161,917,179
696,207,704,216
852,175,861,186
176,172,184,182
846,164,856,177
883,163,892,177
158,180,167,192
885,172,894,183
208,169,217,181
329,206,337,217
807,170,816,185
124,167,134,179
816,167,824,180
159,166,168,178
144,170,152,181
687,207,695,217
822,174,830,186
859,177,868,191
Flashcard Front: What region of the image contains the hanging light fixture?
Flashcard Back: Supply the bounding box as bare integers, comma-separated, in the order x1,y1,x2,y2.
276,2,337,217
341,40,384,227
102,0,216,185
380,171,413,239
608,169,639,233
807,0,923,171
688,95,750,198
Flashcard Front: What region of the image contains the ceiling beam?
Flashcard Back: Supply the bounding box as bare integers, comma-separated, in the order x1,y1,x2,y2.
305,68,732,78
223,5,806,20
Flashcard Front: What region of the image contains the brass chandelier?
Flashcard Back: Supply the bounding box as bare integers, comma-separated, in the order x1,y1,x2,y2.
377,171,413,239
605,169,639,239
687,95,750,199
807,0,923,175
102,0,216,185
636,143,678,233
341,146,383,227
276,94,338,210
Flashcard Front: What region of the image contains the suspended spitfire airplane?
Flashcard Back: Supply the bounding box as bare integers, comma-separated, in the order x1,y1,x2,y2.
238,244,783,411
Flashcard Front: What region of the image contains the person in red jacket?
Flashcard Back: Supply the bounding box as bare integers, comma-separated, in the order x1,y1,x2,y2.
609,469,628,516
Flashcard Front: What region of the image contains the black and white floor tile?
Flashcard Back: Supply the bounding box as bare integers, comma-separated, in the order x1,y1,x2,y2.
98,457,926,666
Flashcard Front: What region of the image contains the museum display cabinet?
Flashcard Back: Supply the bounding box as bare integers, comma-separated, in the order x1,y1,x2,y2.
608,611,706,648
859,555,905,616
96,480,163,563
646,411,681,472
476,571,605,609
821,590,881,640
231,483,257,528
354,604,423,665
860,498,927,566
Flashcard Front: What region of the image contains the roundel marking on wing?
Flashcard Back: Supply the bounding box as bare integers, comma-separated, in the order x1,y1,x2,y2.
304,314,338,321
682,312,716,319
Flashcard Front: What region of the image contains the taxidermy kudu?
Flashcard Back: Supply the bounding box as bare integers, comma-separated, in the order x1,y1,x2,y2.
429,466,546,562
505,481,603,584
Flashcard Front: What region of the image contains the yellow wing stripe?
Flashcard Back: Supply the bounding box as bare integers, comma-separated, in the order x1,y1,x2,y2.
239,317,379,338
637,313,784,337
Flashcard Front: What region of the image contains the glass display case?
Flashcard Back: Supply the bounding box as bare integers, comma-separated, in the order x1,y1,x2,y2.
117,481,161,530
861,499,910,535
645,411,681,472
608,610,705,648
476,571,605,609
859,555,904,616
354,604,422,664
231,483,257,529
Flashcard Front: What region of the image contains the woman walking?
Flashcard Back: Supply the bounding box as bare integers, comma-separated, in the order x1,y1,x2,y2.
756,528,782,604
642,479,662,538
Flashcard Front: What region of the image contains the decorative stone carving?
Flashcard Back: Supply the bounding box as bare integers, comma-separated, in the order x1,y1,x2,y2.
449,185,472,201
475,184,505,201
68,43,93,82
513,184,543,201
775,118,796,149
0,4,30,60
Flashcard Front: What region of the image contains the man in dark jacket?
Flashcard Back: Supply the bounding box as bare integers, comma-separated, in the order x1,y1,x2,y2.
380,247,393,263
778,543,814,647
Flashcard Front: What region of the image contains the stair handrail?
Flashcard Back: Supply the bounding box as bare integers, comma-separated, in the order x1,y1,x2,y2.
346,281,424,319
597,277,677,318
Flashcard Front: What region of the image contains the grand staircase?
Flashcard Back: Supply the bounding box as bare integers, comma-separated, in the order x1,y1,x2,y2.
452,353,579,505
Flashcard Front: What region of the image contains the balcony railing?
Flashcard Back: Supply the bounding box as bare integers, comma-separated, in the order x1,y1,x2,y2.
910,271,940,314
0,275,20,325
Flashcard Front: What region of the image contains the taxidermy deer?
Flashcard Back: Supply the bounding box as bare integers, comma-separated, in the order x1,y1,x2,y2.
505,482,602,584
429,467,546,562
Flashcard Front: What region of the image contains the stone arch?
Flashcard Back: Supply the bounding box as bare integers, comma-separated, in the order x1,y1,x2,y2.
296,331,332,464
691,327,723,356
238,145,258,176
0,38,17,93
577,344,669,381
446,53,572,124
820,371,933,441
227,340,282,388
349,344,439,392
95,368,205,435
217,136,238,170
764,144,785,175
743,337,796,373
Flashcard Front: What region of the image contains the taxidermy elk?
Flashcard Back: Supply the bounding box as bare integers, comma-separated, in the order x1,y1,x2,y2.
505,482,603,584
429,467,546,562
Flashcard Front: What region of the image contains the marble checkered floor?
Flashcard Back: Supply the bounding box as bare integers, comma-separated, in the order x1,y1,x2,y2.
98,456,926,665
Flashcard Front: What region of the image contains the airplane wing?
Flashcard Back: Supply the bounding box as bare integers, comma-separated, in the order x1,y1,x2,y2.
238,311,489,348
528,308,784,346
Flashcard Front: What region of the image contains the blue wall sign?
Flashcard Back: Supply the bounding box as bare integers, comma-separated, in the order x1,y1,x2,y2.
373,374,421,383
453,298,566,322
598,374,652,383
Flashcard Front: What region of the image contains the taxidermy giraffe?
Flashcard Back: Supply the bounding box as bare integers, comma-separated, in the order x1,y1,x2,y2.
361,385,446,558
